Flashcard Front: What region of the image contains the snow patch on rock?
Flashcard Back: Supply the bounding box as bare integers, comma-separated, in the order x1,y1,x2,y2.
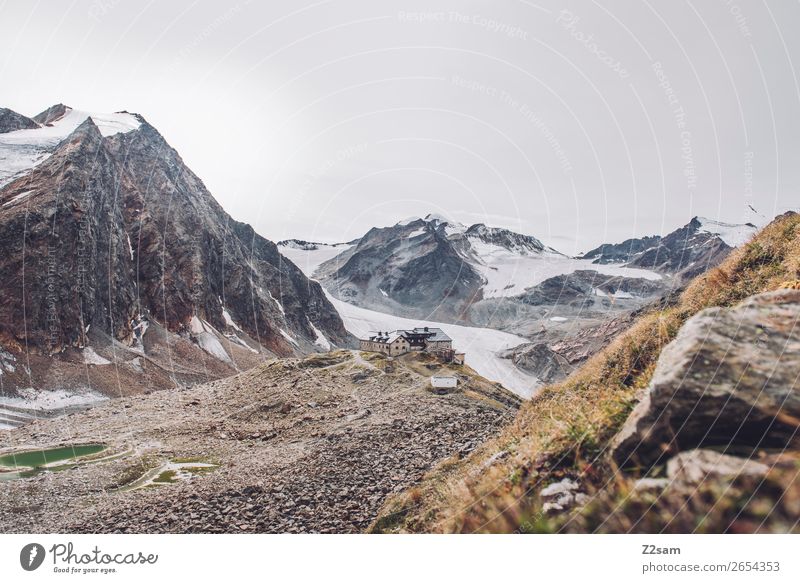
279,329,299,347
189,316,232,363
221,307,243,332
309,320,332,350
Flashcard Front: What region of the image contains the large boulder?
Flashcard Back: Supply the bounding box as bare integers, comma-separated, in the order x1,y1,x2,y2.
666,449,769,485
612,289,800,467
500,342,574,384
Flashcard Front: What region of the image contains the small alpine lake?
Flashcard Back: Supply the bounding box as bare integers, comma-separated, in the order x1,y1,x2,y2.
0,444,107,480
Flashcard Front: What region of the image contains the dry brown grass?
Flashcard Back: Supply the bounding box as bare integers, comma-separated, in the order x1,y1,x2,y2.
370,212,800,534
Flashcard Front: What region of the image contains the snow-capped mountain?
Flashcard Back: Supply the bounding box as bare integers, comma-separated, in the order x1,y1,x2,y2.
0,104,351,396
300,213,659,321
0,104,142,188
312,215,481,321
582,215,758,279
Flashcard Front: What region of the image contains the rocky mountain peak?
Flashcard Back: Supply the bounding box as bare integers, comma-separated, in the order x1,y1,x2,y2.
32,103,71,125
581,214,758,279
464,222,551,255
0,103,352,396
0,107,38,133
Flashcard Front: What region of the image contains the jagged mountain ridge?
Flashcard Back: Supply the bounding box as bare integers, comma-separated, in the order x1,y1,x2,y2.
0,108,38,133
583,216,758,279
0,104,351,395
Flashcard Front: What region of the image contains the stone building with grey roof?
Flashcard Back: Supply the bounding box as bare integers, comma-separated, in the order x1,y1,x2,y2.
359,326,464,364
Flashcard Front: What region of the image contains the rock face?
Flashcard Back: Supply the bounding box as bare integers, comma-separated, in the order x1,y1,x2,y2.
317,215,485,322
31,103,70,125
612,289,800,467
0,105,351,395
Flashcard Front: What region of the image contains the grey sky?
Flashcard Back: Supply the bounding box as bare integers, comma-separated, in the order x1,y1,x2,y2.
1,0,798,253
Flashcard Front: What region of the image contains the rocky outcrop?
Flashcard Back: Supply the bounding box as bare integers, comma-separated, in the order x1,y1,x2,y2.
518,269,664,308
31,103,70,125
461,223,552,255
612,289,800,467
494,281,671,384
665,449,769,485
500,342,573,384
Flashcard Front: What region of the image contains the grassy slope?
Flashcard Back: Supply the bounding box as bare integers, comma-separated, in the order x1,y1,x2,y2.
371,212,800,534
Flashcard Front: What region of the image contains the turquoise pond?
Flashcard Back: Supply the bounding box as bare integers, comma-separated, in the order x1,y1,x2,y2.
0,444,106,472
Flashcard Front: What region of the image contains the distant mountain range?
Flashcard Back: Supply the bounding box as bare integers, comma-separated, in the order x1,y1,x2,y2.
0,104,351,397
279,210,762,385
280,211,758,330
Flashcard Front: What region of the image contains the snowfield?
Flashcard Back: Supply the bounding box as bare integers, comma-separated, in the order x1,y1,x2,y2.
279,243,353,277
468,238,662,299
0,107,140,188
0,387,109,430
0,387,108,410
697,217,757,248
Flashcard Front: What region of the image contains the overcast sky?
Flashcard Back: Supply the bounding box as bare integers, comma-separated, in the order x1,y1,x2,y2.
1,0,798,252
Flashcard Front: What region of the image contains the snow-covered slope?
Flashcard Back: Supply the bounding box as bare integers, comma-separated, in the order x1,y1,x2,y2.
0,106,140,188
696,217,757,248
467,237,661,298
